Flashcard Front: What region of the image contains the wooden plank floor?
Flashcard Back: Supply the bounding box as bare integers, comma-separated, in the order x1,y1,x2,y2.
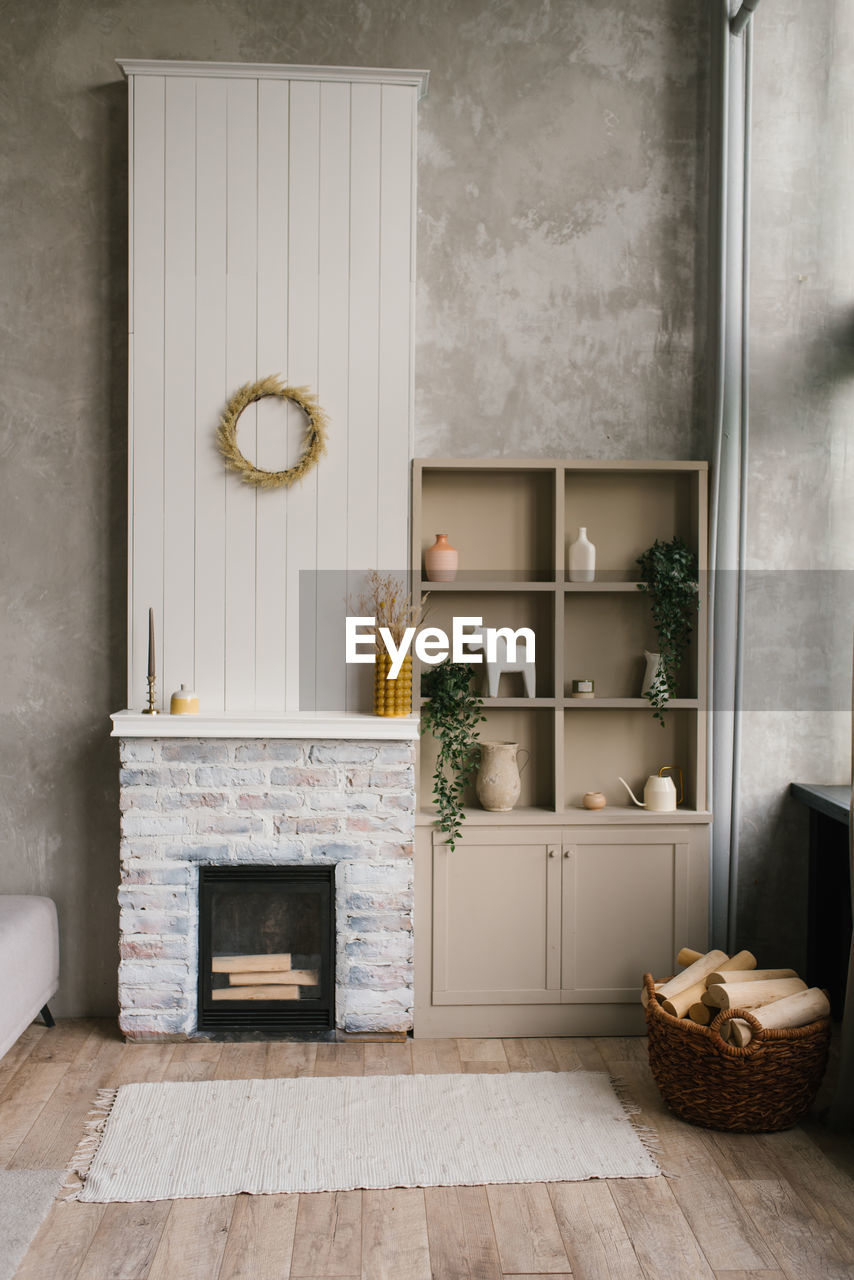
5,1020,854,1279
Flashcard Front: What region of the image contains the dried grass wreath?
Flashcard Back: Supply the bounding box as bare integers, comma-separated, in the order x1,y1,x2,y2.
217,374,329,489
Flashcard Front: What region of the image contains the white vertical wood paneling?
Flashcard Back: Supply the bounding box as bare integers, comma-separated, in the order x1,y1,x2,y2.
254,79,290,711
224,78,259,710
126,80,135,703
127,65,421,714
285,81,321,709
345,84,382,713
193,78,228,711
314,81,351,712
130,74,165,710
346,84,382,573
162,77,197,706
377,84,416,571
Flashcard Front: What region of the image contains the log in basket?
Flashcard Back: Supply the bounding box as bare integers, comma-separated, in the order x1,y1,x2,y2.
643,972,831,1133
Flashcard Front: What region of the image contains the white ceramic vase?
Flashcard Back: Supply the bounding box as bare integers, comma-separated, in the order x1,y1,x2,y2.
641,650,667,702
475,741,525,812
568,527,595,582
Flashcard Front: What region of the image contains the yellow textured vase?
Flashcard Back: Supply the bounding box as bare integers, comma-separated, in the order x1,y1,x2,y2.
374,653,412,716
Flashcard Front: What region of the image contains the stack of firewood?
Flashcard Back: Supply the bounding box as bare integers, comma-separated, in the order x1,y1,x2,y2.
210,953,319,1001
643,947,830,1046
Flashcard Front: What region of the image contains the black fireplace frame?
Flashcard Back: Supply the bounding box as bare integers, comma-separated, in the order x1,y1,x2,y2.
197,865,335,1032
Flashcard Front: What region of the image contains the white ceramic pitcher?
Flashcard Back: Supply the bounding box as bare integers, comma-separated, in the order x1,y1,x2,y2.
476,741,529,812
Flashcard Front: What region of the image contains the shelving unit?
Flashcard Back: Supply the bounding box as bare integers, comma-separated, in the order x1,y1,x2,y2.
411,458,711,1037
412,458,709,817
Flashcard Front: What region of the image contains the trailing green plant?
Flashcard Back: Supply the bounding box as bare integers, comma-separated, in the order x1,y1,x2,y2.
636,536,699,726
420,661,485,850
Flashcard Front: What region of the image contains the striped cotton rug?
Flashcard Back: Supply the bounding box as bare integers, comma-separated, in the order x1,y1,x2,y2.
67,1071,660,1203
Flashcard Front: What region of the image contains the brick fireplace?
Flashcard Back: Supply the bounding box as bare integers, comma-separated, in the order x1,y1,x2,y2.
112,716,417,1040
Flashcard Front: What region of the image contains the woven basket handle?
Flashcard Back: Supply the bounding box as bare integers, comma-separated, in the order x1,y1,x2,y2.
709,1006,766,1054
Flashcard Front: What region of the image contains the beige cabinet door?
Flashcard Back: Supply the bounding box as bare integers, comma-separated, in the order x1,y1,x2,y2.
432,827,563,1005
560,826,708,1002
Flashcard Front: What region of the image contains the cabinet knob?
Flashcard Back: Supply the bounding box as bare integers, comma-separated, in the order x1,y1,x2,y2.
564,850,570,858
548,849,556,858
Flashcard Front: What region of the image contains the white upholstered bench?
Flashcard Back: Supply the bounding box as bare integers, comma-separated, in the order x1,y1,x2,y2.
0,896,59,1059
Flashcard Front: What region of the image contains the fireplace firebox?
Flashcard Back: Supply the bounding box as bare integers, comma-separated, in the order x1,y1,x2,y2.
198,866,335,1033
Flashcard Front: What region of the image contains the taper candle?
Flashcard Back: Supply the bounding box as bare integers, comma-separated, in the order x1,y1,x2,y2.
148,607,155,679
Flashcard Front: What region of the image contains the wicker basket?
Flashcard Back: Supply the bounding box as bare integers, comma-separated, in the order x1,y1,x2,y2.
643,972,831,1132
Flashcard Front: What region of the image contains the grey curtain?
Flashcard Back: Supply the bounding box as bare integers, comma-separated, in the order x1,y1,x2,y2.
708,2,752,951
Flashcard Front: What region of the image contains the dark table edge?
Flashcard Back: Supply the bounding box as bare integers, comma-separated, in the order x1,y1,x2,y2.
790,782,851,825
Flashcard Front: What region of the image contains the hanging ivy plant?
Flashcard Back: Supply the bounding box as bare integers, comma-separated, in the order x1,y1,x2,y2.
420,661,485,850
636,537,700,726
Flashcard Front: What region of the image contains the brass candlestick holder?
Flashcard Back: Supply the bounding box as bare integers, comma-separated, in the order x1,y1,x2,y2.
142,674,159,715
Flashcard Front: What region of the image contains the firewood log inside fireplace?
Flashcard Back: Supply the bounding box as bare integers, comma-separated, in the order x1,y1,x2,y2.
211,953,293,973
212,985,301,1000
227,969,319,986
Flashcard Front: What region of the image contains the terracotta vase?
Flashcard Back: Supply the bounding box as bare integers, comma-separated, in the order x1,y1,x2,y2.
476,741,527,812
424,533,458,582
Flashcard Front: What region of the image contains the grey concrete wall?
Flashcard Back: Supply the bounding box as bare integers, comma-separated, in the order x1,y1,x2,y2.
736,0,854,968
414,2,709,458
1,0,710,1015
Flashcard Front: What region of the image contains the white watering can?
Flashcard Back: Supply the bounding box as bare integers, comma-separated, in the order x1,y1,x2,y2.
618,765,683,812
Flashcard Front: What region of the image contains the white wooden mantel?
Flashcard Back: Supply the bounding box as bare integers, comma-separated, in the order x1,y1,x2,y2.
110,710,419,740
119,59,428,716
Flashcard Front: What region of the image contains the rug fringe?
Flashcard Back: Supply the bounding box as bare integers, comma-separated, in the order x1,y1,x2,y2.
609,1074,668,1177
61,1087,119,1201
